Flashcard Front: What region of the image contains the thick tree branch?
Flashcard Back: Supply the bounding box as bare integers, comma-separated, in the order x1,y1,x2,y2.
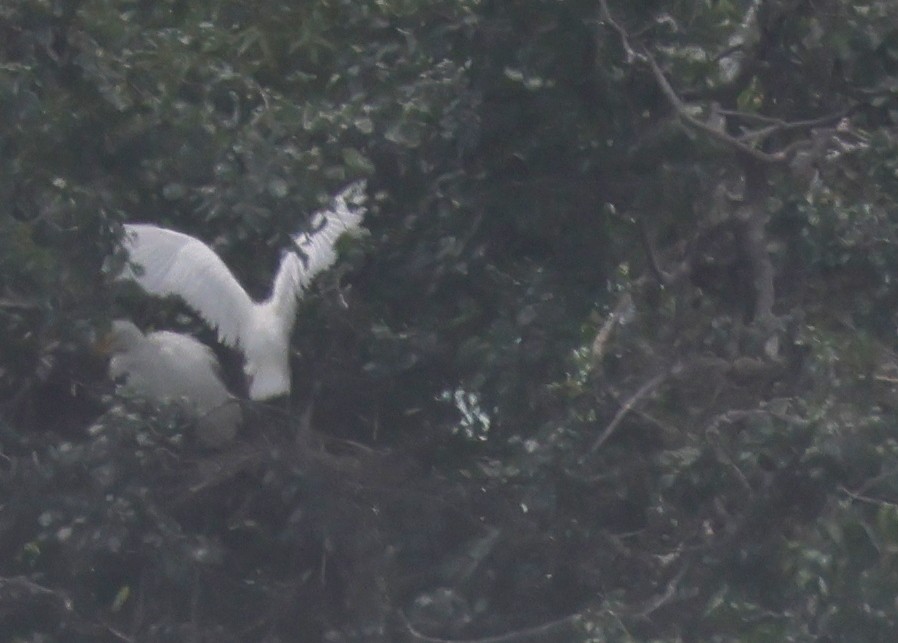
644,54,786,164
736,162,776,325
599,2,856,166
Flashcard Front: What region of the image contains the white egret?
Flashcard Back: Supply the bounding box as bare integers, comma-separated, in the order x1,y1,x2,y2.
117,181,367,400
103,319,242,447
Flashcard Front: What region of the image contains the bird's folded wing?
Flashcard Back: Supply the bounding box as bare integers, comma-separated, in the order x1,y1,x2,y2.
149,330,224,376
120,224,255,347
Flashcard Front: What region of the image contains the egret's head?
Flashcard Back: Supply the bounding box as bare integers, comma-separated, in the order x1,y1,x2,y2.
95,319,146,356
243,313,292,401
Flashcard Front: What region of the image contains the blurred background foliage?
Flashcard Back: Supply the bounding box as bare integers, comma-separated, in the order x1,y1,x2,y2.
2,0,898,640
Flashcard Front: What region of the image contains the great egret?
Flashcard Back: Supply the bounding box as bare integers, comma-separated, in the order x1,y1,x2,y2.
117,181,367,400
103,319,242,447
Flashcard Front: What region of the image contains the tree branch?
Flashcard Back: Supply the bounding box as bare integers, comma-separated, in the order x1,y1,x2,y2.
588,363,683,454
598,2,856,165
734,107,851,143
403,611,584,643
632,562,691,619
735,162,776,325
598,0,646,65
591,292,634,363
644,53,786,164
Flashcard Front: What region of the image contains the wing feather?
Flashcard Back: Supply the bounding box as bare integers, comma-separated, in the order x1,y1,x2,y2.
119,224,255,347
270,180,367,315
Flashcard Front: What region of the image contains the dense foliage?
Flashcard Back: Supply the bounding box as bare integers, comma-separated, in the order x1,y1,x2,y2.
3,0,898,640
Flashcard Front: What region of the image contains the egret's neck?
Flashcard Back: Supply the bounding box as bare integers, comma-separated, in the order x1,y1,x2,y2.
244,305,294,400
258,296,297,340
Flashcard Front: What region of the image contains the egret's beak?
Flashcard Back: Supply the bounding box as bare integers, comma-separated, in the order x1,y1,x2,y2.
93,329,116,357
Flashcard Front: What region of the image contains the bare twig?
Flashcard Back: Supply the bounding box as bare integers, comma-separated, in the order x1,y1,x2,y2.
0,575,73,608
632,563,691,619
591,293,634,363
735,108,851,143
102,624,136,643
0,297,42,310
637,220,674,286
705,406,808,432
184,442,267,497
709,43,744,65
845,467,898,498
840,485,898,509
598,0,646,64
0,575,135,641
403,610,584,643
589,363,683,454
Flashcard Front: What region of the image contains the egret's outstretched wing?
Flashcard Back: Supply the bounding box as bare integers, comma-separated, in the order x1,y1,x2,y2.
271,181,368,311
120,224,255,347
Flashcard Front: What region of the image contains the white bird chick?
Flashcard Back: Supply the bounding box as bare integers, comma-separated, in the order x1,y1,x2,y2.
117,181,367,400
102,319,241,447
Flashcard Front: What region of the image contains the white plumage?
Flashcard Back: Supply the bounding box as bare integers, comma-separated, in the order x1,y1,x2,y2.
117,180,367,400
105,319,241,447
